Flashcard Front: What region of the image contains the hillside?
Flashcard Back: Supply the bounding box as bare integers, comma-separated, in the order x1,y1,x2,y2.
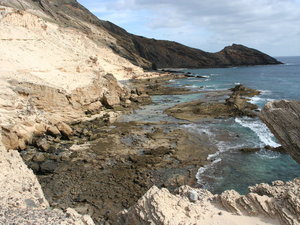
0,0,281,69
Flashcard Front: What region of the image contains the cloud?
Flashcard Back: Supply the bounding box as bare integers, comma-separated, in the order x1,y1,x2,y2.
78,0,300,56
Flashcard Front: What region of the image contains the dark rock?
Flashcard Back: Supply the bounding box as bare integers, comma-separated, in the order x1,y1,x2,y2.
240,148,261,153
27,161,40,173
260,100,300,163
32,152,46,162
264,145,286,153
35,138,50,152
40,160,59,174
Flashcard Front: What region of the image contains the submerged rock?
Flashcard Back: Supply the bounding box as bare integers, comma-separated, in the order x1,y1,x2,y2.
260,100,300,163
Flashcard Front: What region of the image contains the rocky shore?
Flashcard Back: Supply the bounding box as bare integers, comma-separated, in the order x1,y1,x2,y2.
0,2,299,225
260,100,300,163
17,74,218,224
165,84,260,121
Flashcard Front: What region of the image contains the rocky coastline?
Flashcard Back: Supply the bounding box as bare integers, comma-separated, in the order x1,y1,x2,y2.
14,78,295,224
0,2,299,225
16,74,219,224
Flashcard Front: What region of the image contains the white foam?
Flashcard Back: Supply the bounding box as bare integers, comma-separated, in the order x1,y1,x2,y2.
249,96,262,104
256,149,280,159
185,85,199,89
196,157,222,183
235,118,280,147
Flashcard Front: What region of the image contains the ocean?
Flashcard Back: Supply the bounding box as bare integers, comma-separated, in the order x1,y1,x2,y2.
122,56,300,194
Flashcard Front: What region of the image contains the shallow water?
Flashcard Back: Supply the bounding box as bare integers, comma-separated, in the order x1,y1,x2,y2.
121,56,300,194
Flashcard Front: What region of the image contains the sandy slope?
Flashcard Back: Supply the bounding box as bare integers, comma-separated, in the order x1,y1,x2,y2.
0,6,143,91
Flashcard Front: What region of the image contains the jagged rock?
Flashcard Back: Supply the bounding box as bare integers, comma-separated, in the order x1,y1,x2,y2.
47,126,61,137
102,92,121,108
56,122,73,138
260,100,300,163
35,138,50,152
121,179,300,225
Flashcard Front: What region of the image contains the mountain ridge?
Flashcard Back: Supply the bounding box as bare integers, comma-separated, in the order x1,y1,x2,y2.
0,0,282,69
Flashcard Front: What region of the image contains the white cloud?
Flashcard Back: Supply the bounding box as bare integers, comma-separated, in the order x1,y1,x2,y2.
79,0,300,56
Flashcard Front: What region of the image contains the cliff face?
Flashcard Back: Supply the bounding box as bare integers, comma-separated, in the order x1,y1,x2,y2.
0,0,281,69
260,100,300,164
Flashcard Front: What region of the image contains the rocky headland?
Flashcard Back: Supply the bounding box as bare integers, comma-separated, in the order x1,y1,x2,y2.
0,1,298,225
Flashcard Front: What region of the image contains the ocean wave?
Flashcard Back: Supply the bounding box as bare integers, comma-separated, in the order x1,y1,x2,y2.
196,157,222,183
256,149,281,159
249,96,263,104
185,85,200,89
235,117,280,147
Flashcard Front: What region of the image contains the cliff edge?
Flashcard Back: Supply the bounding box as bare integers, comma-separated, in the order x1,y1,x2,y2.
260,100,300,163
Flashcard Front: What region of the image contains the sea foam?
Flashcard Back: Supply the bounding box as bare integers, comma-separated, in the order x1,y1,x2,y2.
235,117,280,147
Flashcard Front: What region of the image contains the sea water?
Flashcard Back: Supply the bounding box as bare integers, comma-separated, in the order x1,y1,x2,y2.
180,56,300,194
122,56,300,194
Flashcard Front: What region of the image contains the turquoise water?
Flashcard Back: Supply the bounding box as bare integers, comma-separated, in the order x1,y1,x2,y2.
122,56,300,194
180,56,300,194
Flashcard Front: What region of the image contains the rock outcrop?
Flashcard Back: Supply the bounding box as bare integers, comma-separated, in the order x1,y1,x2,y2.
120,179,300,225
260,100,300,163
0,0,281,69
0,138,95,225
165,84,260,121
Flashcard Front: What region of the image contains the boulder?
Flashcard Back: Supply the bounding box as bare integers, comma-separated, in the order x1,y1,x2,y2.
102,93,120,108
47,125,61,137
260,100,300,163
56,122,73,138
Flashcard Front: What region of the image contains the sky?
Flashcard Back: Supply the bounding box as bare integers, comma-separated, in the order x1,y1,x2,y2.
78,0,300,56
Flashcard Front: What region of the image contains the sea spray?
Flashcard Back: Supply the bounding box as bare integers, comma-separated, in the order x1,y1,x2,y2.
235,117,280,147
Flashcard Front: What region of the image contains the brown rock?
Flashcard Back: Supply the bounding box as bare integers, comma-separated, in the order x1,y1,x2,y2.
35,138,50,152
56,122,73,138
102,93,120,108
47,126,61,137
1,131,19,150
260,100,300,163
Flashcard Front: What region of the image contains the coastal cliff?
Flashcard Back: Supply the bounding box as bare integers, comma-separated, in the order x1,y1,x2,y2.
0,0,281,69
260,100,300,163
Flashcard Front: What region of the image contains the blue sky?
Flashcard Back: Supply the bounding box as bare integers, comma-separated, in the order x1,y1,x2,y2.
78,0,300,56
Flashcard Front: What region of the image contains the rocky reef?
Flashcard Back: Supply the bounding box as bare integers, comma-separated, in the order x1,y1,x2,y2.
165,84,260,121
260,100,300,163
